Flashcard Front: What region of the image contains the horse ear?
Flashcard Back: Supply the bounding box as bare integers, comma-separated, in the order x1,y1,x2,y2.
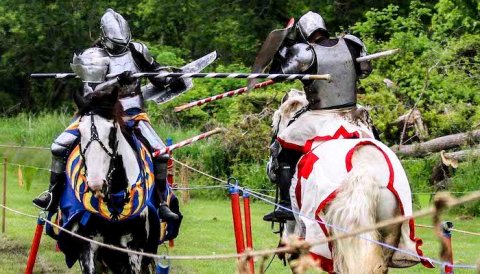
73,87,89,110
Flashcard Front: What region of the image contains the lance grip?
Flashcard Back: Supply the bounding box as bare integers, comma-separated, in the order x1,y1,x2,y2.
30,73,77,79
173,105,189,112
310,74,332,81
356,49,400,62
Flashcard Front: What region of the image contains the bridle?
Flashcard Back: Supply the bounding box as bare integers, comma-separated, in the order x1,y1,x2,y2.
79,112,119,196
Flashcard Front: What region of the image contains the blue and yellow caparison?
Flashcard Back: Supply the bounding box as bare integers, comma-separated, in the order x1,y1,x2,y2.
65,131,155,222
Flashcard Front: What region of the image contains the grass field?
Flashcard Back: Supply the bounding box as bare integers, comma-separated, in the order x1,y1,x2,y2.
0,157,479,274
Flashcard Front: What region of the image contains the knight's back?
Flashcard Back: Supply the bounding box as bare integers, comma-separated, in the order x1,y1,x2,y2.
307,37,357,109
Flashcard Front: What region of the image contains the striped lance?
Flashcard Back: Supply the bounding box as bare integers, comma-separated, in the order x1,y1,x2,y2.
152,128,225,157
30,72,331,81
174,80,274,112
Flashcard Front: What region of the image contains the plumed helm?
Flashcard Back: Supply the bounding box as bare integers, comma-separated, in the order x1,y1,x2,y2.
70,48,110,83
100,8,131,55
297,11,328,41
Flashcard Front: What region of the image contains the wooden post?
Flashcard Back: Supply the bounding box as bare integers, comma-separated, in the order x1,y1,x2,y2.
166,137,175,248
230,185,245,254
179,165,190,204
441,221,454,274
25,218,45,274
243,192,254,273
2,157,7,233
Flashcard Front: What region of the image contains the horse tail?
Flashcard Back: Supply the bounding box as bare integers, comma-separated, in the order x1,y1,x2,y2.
325,146,386,274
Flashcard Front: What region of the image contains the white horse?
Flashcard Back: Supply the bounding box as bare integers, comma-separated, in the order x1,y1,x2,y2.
57,92,160,273
274,90,432,273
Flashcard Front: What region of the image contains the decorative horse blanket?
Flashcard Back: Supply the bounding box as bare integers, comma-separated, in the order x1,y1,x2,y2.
291,135,434,271
277,106,375,153
46,113,181,255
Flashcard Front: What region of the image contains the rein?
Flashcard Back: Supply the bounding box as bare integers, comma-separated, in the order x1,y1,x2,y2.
78,112,120,199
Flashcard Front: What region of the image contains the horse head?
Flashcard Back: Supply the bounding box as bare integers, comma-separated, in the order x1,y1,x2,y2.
77,90,128,200
272,89,308,136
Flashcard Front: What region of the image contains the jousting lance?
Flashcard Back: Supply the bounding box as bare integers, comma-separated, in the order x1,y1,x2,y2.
152,128,225,157
173,48,400,112
30,72,331,81
174,80,275,112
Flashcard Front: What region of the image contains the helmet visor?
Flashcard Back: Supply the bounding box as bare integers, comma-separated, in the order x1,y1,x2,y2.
102,37,128,56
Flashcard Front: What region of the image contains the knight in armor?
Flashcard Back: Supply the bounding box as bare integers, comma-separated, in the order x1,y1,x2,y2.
33,8,183,222
263,11,376,222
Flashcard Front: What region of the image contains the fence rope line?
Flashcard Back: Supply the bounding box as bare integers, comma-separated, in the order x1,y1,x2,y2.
7,162,51,172
172,185,228,190
416,224,480,237
172,158,276,200
0,144,50,151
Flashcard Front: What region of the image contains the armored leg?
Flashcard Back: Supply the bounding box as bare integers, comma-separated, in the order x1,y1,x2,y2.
263,163,295,222
137,119,178,221
33,131,77,212
153,155,179,221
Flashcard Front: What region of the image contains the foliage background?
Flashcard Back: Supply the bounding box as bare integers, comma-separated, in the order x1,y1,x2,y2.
0,1,479,213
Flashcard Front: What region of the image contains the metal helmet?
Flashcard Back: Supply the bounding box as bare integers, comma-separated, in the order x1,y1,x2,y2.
297,11,328,41
70,48,110,83
100,8,131,56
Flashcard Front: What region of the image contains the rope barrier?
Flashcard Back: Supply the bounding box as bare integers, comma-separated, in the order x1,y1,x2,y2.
0,144,50,151
7,162,51,172
416,224,480,237
172,185,228,190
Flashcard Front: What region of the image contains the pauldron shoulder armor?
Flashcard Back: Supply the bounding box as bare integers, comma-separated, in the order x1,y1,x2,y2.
281,43,315,74
343,34,367,56
131,42,154,65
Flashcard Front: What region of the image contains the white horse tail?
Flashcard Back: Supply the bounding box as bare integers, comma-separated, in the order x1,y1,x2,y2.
325,146,386,274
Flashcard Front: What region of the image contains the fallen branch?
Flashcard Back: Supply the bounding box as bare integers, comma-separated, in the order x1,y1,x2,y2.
443,149,480,161
392,130,480,157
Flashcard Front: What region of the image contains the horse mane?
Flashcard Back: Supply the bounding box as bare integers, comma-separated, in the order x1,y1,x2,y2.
75,89,125,128
272,89,308,132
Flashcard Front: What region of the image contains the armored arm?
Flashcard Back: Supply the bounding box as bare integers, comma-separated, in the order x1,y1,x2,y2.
344,34,372,78
130,42,187,91
273,43,315,74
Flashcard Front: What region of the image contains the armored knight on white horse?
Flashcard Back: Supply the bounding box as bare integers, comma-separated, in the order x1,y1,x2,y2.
253,11,435,273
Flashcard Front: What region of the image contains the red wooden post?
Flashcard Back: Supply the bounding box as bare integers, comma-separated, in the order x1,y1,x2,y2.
230,185,245,254
25,218,45,274
441,221,454,274
166,137,175,248
243,192,254,273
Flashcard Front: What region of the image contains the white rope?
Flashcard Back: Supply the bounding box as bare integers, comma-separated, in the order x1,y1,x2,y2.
416,224,480,237
0,144,50,150
7,162,51,172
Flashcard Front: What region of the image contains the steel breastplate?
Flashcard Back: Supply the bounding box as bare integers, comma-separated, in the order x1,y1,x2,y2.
306,39,357,109
108,51,141,96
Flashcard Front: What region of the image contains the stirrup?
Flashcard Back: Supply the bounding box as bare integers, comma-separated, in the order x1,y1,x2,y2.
158,204,179,221
32,191,53,211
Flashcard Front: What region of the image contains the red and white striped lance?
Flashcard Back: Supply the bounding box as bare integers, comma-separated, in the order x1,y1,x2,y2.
126,72,331,81
174,80,274,112
152,128,225,157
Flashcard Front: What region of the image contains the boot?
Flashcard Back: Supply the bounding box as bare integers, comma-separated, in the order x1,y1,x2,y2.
32,172,65,212
263,164,295,222
153,155,179,222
